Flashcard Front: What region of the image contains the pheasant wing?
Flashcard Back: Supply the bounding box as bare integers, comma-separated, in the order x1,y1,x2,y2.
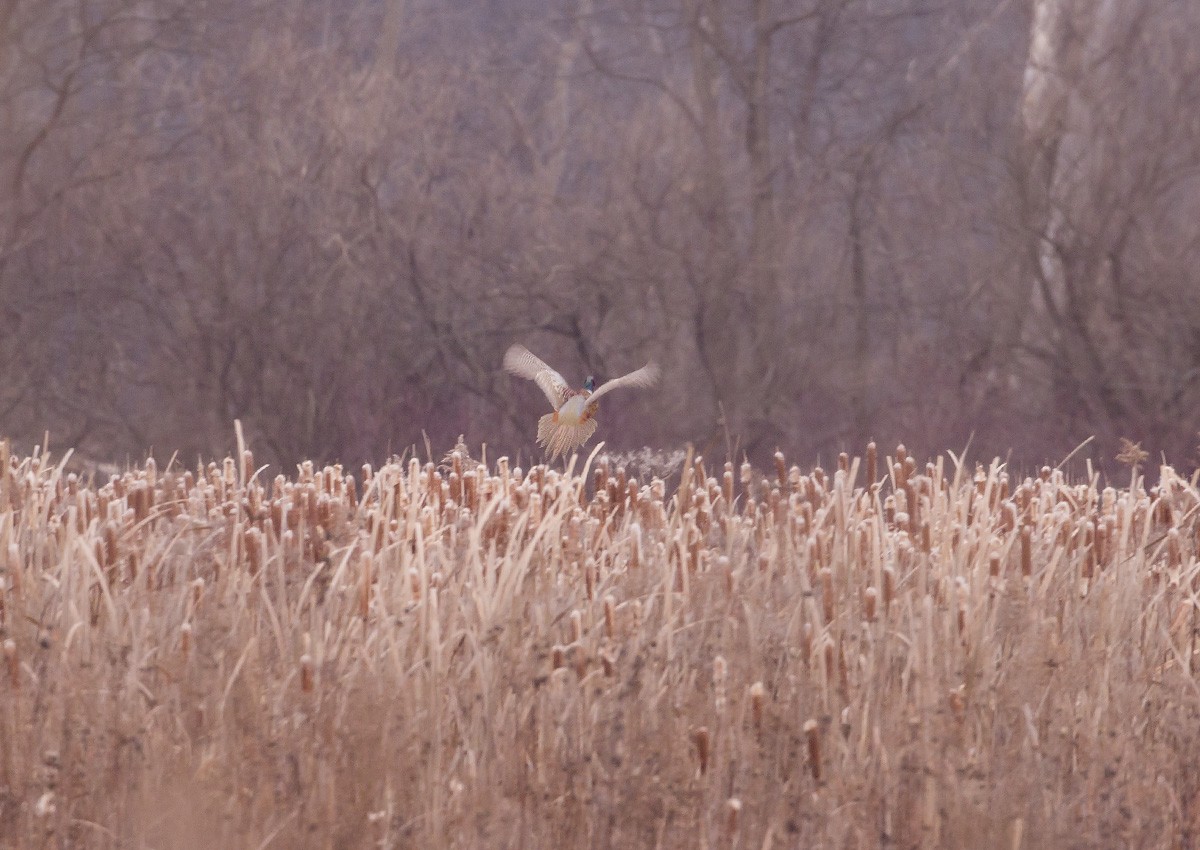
504,344,571,410
587,361,660,406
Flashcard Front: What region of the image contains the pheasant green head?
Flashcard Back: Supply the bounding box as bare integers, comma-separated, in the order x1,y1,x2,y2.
583,376,595,393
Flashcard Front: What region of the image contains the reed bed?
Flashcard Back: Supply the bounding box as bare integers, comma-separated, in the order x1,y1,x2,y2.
2,435,1200,849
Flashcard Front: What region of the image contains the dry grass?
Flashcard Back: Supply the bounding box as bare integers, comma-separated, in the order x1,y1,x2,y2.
3,434,1200,849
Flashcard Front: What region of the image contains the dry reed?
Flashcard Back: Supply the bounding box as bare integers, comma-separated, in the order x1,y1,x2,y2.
0,436,1199,847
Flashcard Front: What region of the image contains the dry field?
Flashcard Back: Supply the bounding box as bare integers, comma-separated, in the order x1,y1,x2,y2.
2,434,1200,849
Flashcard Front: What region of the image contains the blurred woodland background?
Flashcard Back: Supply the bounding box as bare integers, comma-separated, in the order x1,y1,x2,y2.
2,0,1200,471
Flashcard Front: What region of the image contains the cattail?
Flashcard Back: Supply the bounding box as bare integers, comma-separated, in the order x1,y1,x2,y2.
4,639,16,688
749,681,765,739
866,441,878,484
603,595,616,639
774,451,787,488
629,523,642,570
989,551,1001,578
801,621,815,666
551,644,566,670
999,500,1016,533
240,449,253,485
584,558,597,601
691,726,710,776
820,567,834,625
1156,497,1173,527
571,643,588,678
570,609,584,644
882,566,896,611
180,622,192,660
245,527,262,574
949,685,966,722
713,655,727,713
804,718,821,782
299,653,314,693
600,648,616,677
864,586,878,623
725,798,742,835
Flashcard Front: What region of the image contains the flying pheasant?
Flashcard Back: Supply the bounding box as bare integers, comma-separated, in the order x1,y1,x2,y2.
503,344,659,460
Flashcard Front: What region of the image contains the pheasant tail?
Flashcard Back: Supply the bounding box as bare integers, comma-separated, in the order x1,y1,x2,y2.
537,413,598,460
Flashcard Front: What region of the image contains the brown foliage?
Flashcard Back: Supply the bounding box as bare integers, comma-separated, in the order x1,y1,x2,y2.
3,438,1200,847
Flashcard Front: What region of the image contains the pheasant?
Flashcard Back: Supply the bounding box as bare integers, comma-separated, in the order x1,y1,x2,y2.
503,344,659,460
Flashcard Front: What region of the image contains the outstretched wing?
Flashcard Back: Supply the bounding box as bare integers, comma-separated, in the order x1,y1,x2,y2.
503,344,571,410
587,361,660,406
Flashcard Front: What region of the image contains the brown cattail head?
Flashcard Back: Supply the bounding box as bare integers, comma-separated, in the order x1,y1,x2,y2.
551,644,566,670
820,567,834,625
180,622,192,660
691,726,710,776
241,450,254,485
864,586,878,623
725,798,742,835
801,621,815,665
4,638,17,689
866,441,878,485
749,681,765,739
245,527,262,574
603,595,616,639
804,718,821,782
299,653,314,693
584,558,597,601
713,655,728,713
